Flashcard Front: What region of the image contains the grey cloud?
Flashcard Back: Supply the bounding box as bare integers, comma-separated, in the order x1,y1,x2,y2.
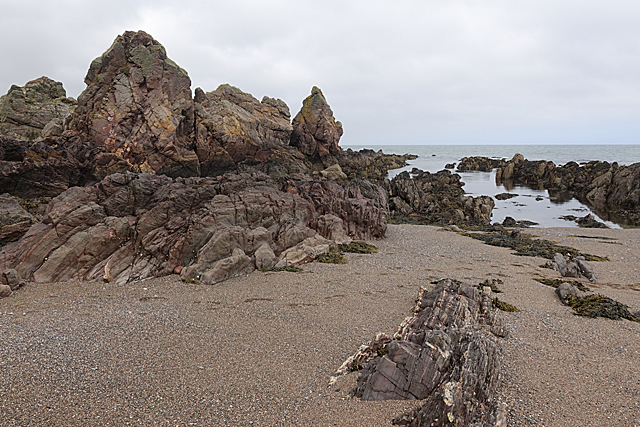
1,0,638,145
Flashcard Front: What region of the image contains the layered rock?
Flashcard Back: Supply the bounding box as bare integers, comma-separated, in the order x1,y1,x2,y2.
290,86,343,163
389,169,494,226
340,279,505,426
0,77,76,141
457,156,507,172
0,194,36,245
65,30,199,178
0,170,387,285
194,84,303,176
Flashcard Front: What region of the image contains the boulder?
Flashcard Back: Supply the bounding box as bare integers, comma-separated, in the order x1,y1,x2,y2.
65,30,200,178
0,77,76,141
556,282,585,304
194,84,295,176
547,253,597,283
254,243,276,269
339,279,505,426
2,268,24,291
0,194,36,244
0,284,11,298
319,164,347,181
290,86,343,161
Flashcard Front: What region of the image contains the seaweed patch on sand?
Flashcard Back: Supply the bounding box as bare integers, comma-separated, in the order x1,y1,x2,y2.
535,278,591,292
316,253,348,264
338,241,378,254
460,229,609,261
565,294,640,321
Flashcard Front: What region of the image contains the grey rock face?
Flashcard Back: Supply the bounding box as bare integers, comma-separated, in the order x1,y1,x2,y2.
0,77,76,141
548,253,597,283
343,279,505,426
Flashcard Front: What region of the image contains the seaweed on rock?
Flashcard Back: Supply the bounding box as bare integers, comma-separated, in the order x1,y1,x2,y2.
338,241,377,254
566,294,639,321
315,252,347,264
534,278,591,292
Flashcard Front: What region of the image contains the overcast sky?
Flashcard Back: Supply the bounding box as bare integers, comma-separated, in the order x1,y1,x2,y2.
1,0,638,145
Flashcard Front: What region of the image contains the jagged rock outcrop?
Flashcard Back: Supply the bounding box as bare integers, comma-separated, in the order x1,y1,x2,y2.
290,86,343,163
546,253,597,282
0,170,387,285
457,156,507,172
194,84,300,176
0,77,76,141
64,30,200,178
389,169,494,226
495,154,640,225
337,148,417,183
339,279,505,426
0,194,36,244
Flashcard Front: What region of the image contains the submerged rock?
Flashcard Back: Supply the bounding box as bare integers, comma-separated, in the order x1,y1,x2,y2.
337,279,505,426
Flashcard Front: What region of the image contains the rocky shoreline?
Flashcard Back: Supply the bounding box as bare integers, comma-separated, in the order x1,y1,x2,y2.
2,30,640,427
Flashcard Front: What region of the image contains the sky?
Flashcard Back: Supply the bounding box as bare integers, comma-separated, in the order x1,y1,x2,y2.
1,0,638,146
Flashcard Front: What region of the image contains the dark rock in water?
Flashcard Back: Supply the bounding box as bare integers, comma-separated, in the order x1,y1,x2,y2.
290,86,343,161
576,214,608,228
65,30,200,178
389,169,494,226
0,194,36,244
0,77,76,141
339,279,505,426
501,216,537,228
546,253,597,282
338,148,417,183
495,192,518,200
0,171,387,285
457,156,507,172
444,162,455,169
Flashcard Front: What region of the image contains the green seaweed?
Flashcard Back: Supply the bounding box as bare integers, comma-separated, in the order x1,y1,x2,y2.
493,297,520,312
316,252,347,264
338,241,378,254
475,279,503,293
349,360,364,372
259,266,303,273
566,294,639,321
376,345,389,357
181,278,201,284
461,230,608,261
534,278,591,292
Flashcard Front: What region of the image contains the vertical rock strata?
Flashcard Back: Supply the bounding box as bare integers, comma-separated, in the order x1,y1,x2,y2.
347,279,505,426
66,30,200,178
290,86,343,161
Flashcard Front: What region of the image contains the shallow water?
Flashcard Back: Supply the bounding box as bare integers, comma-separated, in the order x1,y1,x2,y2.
343,144,640,228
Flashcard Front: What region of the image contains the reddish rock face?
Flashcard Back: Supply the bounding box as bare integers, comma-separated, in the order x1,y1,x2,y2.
290,86,343,160
66,31,200,178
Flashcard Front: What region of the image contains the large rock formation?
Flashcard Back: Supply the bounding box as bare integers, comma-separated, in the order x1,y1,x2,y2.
0,170,387,285
337,279,505,426
64,30,200,178
290,86,343,163
194,84,301,176
389,169,495,226
0,77,76,141
456,156,507,172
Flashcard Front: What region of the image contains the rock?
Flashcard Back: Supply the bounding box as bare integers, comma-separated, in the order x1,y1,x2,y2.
341,279,504,426
547,253,597,282
0,284,11,298
173,265,183,274
495,192,518,200
65,30,200,178
254,243,276,269
194,84,295,176
337,149,417,183
0,170,387,285
275,234,331,267
319,164,347,181
389,169,494,226
576,214,608,228
0,77,76,141
556,282,585,304
457,156,507,172
444,162,455,169
0,194,36,244
2,268,23,291
290,86,343,160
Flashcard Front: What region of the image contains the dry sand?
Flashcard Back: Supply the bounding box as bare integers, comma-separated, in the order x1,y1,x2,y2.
1,224,640,426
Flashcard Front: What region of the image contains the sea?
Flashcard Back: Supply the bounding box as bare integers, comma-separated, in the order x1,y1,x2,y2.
342,144,640,229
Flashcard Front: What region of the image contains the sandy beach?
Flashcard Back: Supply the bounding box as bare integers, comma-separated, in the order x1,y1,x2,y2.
2,224,640,426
